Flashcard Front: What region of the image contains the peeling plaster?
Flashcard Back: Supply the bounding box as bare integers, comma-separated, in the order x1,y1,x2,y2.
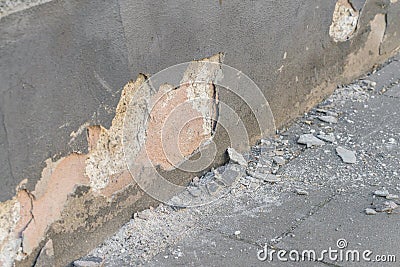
85,74,150,191
0,153,87,266
145,54,223,170
69,122,90,145
183,53,223,136
22,154,88,256
0,198,21,267
329,0,360,42
0,54,225,266
0,188,32,266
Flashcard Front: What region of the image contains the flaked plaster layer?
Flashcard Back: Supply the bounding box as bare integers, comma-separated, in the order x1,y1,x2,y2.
329,0,360,42
0,54,223,267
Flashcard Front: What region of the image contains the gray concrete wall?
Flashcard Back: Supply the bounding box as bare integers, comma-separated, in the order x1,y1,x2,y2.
0,0,399,266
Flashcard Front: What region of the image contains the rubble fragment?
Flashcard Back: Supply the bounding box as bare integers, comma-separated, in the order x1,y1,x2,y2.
227,148,248,167
73,256,104,267
187,187,202,197
386,194,399,200
206,181,221,196
246,171,281,183
297,134,325,148
215,165,243,186
374,201,398,213
317,133,336,143
318,115,338,124
336,147,356,163
295,188,309,196
374,189,390,197
273,156,286,166
365,208,377,215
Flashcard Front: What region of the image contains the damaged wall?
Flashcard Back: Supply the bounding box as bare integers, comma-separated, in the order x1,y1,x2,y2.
0,54,227,267
0,0,399,266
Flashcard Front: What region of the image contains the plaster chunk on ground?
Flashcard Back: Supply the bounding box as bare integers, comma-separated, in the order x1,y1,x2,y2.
227,147,247,167
297,134,325,148
329,0,359,42
336,146,356,163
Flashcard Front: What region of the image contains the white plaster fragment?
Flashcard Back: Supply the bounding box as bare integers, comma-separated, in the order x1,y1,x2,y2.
329,0,359,42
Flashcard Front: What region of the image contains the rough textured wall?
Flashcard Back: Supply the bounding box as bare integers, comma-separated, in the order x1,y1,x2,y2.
0,0,399,266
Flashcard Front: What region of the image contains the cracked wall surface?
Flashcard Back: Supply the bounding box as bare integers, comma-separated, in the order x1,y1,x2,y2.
0,0,399,266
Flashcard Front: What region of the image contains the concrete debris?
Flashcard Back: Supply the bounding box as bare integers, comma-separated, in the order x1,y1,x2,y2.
86,202,195,265
137,210,152,220
171,249,183,259
329,0,359,42
365,208,377,215
374,189,390,197
388,138,397,144
295,188,309,196
192,176,200,184
240,178,251,187
261,157,274,166
227,147,247,167
73,256,104,267
374,201,398,213
326,111,339,117
260,139,272,146
385,201,399,210
336,147,356,164
297,134,325,148
361,80,377,88
215,164,244,186
246,171,281,183
318,115,338,124
316,109,338,117
315,108,328,113
169,196,183,206
206,181,221,196
386,194,399,200
248,180,261,191
254,163,272,174
273,156,286,166
317,133,336,143
263,174,281,183
187,186,202,197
